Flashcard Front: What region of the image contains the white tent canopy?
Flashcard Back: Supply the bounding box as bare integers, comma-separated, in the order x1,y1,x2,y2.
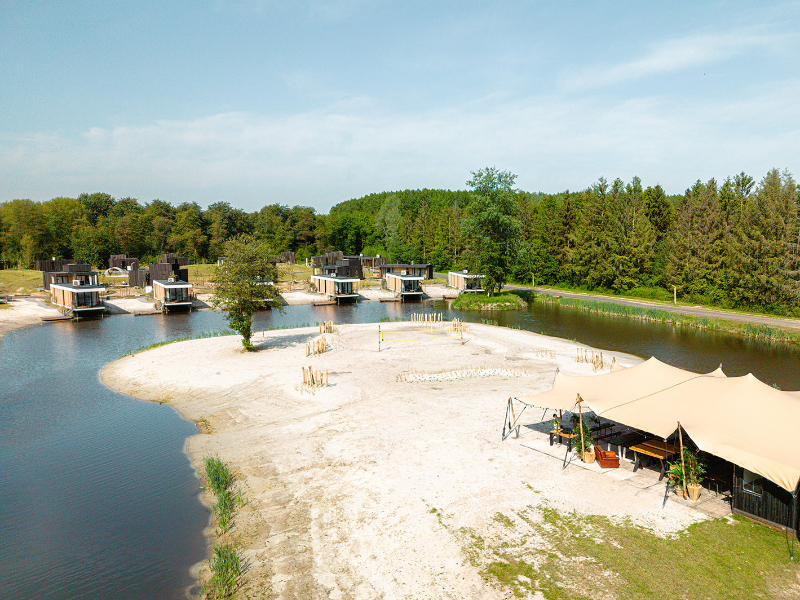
518,358,800,493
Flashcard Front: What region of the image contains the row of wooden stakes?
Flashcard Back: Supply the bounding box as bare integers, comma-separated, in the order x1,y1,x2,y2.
576,347,608,371
306,336,328,357
302,366,328,387
411,312,443,323
319,320,334,333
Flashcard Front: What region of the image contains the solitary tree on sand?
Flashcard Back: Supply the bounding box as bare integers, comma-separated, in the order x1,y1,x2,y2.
211,234,282,350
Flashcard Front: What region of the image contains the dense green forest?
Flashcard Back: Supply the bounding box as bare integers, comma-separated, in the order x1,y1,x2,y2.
1,168,798,314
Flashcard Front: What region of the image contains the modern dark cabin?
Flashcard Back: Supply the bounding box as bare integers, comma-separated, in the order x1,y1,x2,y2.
42,263,97,291
109,254,140,271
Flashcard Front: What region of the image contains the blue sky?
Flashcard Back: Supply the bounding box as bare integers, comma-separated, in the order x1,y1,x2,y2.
2,1,798,213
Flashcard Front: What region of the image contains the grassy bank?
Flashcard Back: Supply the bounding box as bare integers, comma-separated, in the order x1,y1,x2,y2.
440,500,799,600
452,293,526,311
535,294,800,345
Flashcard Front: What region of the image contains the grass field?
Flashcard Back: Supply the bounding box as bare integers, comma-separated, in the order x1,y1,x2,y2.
438,501,800,600
0,268,44,293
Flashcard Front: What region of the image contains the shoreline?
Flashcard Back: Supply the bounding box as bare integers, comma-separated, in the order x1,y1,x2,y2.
101,322,710,598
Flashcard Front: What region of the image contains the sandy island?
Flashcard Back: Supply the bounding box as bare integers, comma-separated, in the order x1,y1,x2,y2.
101,321,712,599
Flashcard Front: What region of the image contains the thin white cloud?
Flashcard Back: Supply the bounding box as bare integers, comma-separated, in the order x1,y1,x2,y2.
564,30,788,90
1,80,798,210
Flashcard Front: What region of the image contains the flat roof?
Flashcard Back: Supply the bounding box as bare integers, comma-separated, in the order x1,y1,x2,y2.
311,274,360,282
50,283,105,292
153,279,192,288
385,272,423,280
449,271,485,278
381,263,431,268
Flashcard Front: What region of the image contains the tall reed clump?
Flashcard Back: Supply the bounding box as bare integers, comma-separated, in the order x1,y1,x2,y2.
203,456,244,598
207,543,241,599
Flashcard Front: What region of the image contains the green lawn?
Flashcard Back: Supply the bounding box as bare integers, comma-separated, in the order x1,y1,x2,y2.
442,501,800,600
0,268,44,294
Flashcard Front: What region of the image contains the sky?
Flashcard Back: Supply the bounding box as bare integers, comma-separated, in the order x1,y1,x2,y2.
1,1,799,213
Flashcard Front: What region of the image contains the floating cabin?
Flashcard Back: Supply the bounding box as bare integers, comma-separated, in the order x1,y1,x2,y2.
49,280,105,317
152,278,193,311
378,263,434,280
448,270,486,293
310,274,359,303
385,272,423,301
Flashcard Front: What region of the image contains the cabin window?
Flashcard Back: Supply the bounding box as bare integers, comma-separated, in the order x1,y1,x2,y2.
742,469,764,497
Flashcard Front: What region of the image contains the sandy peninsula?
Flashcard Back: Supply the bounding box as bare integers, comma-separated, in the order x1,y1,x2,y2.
101,321,713,599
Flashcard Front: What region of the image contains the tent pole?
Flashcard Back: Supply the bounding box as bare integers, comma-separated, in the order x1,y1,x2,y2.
678,421,687,500
577,394,585,460
792,489,797,562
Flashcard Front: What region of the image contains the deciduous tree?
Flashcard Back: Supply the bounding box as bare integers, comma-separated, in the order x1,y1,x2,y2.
211,234,282,350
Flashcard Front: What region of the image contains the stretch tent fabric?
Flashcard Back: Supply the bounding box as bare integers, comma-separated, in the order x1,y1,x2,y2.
518,357,800,493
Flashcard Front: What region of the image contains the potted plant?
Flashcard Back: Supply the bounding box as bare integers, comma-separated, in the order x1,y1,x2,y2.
667,448,706,500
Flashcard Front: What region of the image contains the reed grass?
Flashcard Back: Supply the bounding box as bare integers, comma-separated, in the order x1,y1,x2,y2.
204,456,234,495
130,329,235,355
207,542,242,599
535,295,800,345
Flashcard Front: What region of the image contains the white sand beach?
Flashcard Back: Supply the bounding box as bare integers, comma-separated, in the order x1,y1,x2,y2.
101,321,712,599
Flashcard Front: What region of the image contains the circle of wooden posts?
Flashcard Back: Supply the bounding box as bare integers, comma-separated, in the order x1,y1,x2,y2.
302,366,329,388
575,347,610,371
306,335,329,357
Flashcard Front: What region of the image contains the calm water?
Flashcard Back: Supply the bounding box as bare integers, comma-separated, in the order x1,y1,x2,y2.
1,299,798,599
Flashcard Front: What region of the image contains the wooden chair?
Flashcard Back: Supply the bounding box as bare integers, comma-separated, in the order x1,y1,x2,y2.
594,445,620,468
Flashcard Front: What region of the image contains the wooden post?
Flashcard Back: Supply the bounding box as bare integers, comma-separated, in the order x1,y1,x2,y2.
326,370,328,387
378,325,381,352
678,421,687,499
673,285,677,305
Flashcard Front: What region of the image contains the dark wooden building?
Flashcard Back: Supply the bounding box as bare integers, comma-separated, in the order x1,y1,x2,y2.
109,254,140,271
148,262,189,283
732,466,799,535
42,263,97,291
35,259,87,272
158,253,190,266
128,269,149,287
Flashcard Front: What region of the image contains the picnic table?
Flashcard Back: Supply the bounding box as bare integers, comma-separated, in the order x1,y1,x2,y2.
549,428,577,452
629,439,679,480
606,431,646,458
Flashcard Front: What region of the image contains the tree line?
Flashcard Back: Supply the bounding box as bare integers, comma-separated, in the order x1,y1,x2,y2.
1,168,798,314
